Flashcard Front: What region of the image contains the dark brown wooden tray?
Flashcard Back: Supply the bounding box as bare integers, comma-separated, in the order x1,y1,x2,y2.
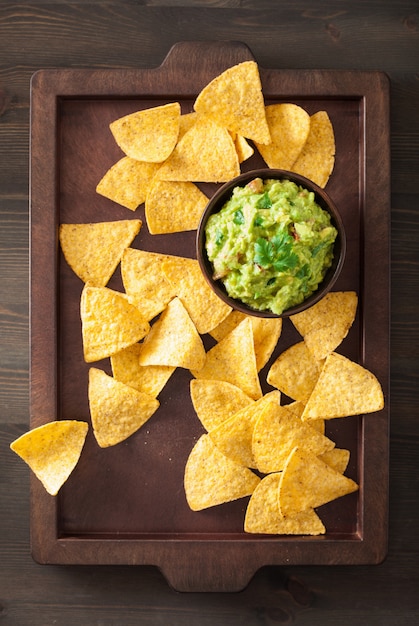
30,41,390,592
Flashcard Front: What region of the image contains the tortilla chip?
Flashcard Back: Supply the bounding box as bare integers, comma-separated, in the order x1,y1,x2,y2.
110,343,175,398
230,132,254,163
190,379,254,432
184,434,260,511
156,116,240,183
88,368,159,447
193,61,271,145
255,103,311,170
191,318,262,400
178,111,199,140
81,285,150,363
121,248,177,322
301,352,385,420
10,421,88,496
59,220,141,287
291,110,335,188
109,102,181,162
208,390,281,468
145,180,208,234
161,256,232,335
244,473,326,535
96,157,160,211
252,402,334,473
267,341,324,403
319,448,350,474
137,297,206,370
290,292,358,360
278,446,358,516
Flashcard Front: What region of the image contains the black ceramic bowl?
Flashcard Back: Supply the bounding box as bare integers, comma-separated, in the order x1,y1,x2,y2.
196,168,346,318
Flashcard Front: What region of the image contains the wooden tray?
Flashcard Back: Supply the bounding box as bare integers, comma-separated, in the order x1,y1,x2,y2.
30,41,390,592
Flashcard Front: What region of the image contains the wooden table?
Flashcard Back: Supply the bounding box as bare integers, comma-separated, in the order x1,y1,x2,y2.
1,1,418,623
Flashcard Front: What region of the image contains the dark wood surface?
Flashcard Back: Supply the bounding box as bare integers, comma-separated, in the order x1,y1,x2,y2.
0,0,417,622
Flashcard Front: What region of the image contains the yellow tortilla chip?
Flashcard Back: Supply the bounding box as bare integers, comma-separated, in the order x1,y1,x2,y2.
190,379,254,432
109,102,181,162
137,297,206,370
290,291,358,360
252,402,334,473
255,103,311,170
10,420,88,496
319,448,350,474
278,446,359,516
193,61,270,145
81,285,150,363
88,368,159,447
267,341,324,403
156,116,240,183
184,434,260,511
59,219,141,287
110,343,175,398
145,180,208,234
301,352,385,420
244,473,326,535
230,131,254,163
96,157,160,211
191,318,262,400
161,256,232,335
292,110,335,187
178,111,199,140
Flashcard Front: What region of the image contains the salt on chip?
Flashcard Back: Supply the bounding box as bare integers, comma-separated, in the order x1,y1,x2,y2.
191,317,262,400
193,61,271,145
301,352,385,420
255,103,310,170
184,434,260,511
59,219,141,287
190,379,254,432
111,343,175,398
109,102,181,163
10,420,88,496
319,448,350,474
252,402,334,473
244,473,325,535
88,368,159,447
290,292,358,361
81,285,150,363
161,256,232,335
278,446,358,517
96,157,160,211
292,110,335,188
137,297,206,370
267,341,324,403
145,180,208,234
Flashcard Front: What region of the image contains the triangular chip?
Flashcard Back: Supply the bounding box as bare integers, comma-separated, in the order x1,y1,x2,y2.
319,448,350,474
292,110,335,188
145,180,208,234
301,352,385,420
290,292,358,361
109,102,181,162
88,368,159,447
81,285,150,363
121,248,177,321
191,318,262,400
244,473,326,535
255,103,310,169
230,131,254,163
96,157,161,210
267,341,324,403
10,421,88,496
252,402,334,473
59,219,142,287
190,379,254,432
155,116,240,182
137,297,206,370
193,61,271,144
161,256,232,335
278,446,358,516
111,343,175,398
184,434,260,511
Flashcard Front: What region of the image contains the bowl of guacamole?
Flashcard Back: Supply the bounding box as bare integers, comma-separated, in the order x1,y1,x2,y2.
197,169,346,317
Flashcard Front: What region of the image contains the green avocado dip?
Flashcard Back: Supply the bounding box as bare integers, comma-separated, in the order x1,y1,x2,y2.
205,177,338,315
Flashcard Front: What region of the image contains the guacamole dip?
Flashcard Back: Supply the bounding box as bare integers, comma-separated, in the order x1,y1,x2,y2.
205,177,338,315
